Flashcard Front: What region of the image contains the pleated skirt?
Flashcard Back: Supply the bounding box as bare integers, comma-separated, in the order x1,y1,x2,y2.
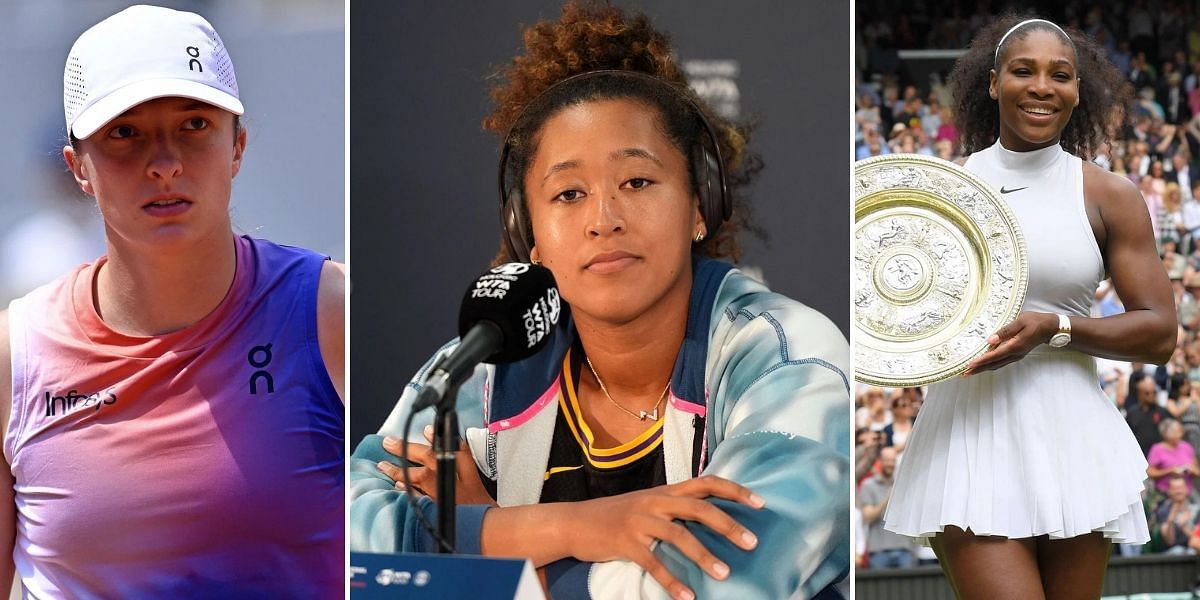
883,348,1149,544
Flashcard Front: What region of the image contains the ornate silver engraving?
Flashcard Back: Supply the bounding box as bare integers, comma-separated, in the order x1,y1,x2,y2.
854,154,1028,387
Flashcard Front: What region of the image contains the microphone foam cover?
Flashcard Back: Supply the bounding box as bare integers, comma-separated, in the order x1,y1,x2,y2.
458,263,561,364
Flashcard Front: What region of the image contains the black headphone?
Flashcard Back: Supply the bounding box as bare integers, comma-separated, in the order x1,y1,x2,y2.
497,70,731,262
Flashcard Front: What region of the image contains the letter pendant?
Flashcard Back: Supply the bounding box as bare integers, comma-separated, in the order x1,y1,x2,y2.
639,408,659,421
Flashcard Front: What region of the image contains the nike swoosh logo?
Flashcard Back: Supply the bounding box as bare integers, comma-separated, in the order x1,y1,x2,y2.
543,465,584,481
1000,186,1028,194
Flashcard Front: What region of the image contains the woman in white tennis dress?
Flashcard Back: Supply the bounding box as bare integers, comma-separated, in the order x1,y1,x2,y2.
883,16,1176,599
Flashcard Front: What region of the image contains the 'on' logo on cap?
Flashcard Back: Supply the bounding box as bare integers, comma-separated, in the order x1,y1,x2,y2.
186,46,202,72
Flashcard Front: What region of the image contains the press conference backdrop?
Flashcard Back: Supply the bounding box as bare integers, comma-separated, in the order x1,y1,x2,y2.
350,1,851,443
0,0,345,307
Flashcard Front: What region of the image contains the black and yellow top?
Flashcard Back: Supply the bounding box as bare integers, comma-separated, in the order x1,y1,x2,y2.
539,345,667,502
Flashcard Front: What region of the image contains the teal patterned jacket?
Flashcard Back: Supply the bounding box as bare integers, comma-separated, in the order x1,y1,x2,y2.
349,258,850,599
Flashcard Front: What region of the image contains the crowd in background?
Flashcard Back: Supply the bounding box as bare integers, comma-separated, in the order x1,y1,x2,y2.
855,0,1200,569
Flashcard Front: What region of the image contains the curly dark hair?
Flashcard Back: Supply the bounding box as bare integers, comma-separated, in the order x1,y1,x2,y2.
949,14,1132,160
483,0,762,265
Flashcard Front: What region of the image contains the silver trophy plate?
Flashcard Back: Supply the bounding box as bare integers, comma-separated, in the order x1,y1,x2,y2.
854,154,1028,387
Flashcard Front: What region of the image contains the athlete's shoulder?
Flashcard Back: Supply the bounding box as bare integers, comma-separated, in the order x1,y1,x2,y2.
239,236,334,297
241,235,329,262
1083,160,1140,199
12,264,89,306
319,261,347,299
1082,161,1149,228
317,261,345,401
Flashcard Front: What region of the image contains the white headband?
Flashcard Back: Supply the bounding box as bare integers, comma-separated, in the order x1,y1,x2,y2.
994,19,1071,63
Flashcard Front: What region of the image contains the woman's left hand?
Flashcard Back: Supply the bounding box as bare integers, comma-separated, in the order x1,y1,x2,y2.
962,312,1056,376
375,426,497,506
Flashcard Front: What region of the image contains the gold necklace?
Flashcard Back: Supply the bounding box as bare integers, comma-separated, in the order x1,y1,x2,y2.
584,356,670,421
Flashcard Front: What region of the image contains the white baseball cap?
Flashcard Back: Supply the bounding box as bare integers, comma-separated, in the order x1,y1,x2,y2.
64,5,244,140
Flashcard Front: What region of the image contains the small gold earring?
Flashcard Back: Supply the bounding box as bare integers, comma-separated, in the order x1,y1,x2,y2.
695,231,705,243
531,256,541,265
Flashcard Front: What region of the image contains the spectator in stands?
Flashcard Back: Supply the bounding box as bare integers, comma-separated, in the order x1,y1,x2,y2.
1168,153,1192,199
856,95,881,143
857,127,890,160
1185,246,1200,282
1147,418,1200,495
1185,182,1200,250
1186,517,1200,553
1161,70,1190,125
1178,278,1200,331
1155,476,1199,554
1131,52,1158,91
1161,183,1186,247
934,106,957,144
902,386,923,416
889,129,918,154
1111,40,1133,76
1129,375,1170,455
1164,240,1187,280
857,447,915,569
862,387,891,432
1112,155,1129,176
882,393,915,452
1187,343,1200,382
1166,376,1200,447
1142,175,1165,241
921,95,943,136
855,427,883,484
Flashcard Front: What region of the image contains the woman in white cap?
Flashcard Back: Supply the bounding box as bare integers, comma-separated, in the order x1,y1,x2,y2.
0,5,344,597
882,15,1175,598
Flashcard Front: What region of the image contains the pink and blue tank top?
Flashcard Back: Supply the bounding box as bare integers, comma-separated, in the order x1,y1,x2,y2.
6,235,343,598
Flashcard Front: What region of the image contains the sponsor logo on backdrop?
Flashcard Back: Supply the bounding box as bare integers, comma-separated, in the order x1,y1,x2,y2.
684,59,741,120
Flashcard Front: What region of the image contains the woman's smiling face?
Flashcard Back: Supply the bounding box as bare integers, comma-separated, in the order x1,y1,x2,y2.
990,28,1080,152
523,98,703,325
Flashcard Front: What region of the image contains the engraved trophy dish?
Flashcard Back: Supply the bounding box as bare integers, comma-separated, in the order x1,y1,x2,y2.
854,154,1029,386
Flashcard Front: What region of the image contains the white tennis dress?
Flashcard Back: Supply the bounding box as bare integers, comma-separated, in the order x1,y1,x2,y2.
883,141,1150,544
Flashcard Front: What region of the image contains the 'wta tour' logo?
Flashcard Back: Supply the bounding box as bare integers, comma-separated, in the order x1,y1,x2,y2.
472,263,531,300
523,288,561,348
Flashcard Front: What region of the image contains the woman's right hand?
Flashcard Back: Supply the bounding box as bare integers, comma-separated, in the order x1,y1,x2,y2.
560,475,764,600
374,426,496,506
962,311,1057,376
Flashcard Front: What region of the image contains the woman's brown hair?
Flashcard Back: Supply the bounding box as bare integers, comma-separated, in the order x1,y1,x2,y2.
484,1,762,265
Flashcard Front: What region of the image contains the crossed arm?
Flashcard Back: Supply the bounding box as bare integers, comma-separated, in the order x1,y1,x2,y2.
349,325,850,598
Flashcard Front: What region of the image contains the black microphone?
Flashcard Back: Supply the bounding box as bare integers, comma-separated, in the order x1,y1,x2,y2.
412,263,561,412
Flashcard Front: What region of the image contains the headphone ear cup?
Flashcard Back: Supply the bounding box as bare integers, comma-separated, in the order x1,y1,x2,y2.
692,144,713,234
693,145,725,236
502,190,533,263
